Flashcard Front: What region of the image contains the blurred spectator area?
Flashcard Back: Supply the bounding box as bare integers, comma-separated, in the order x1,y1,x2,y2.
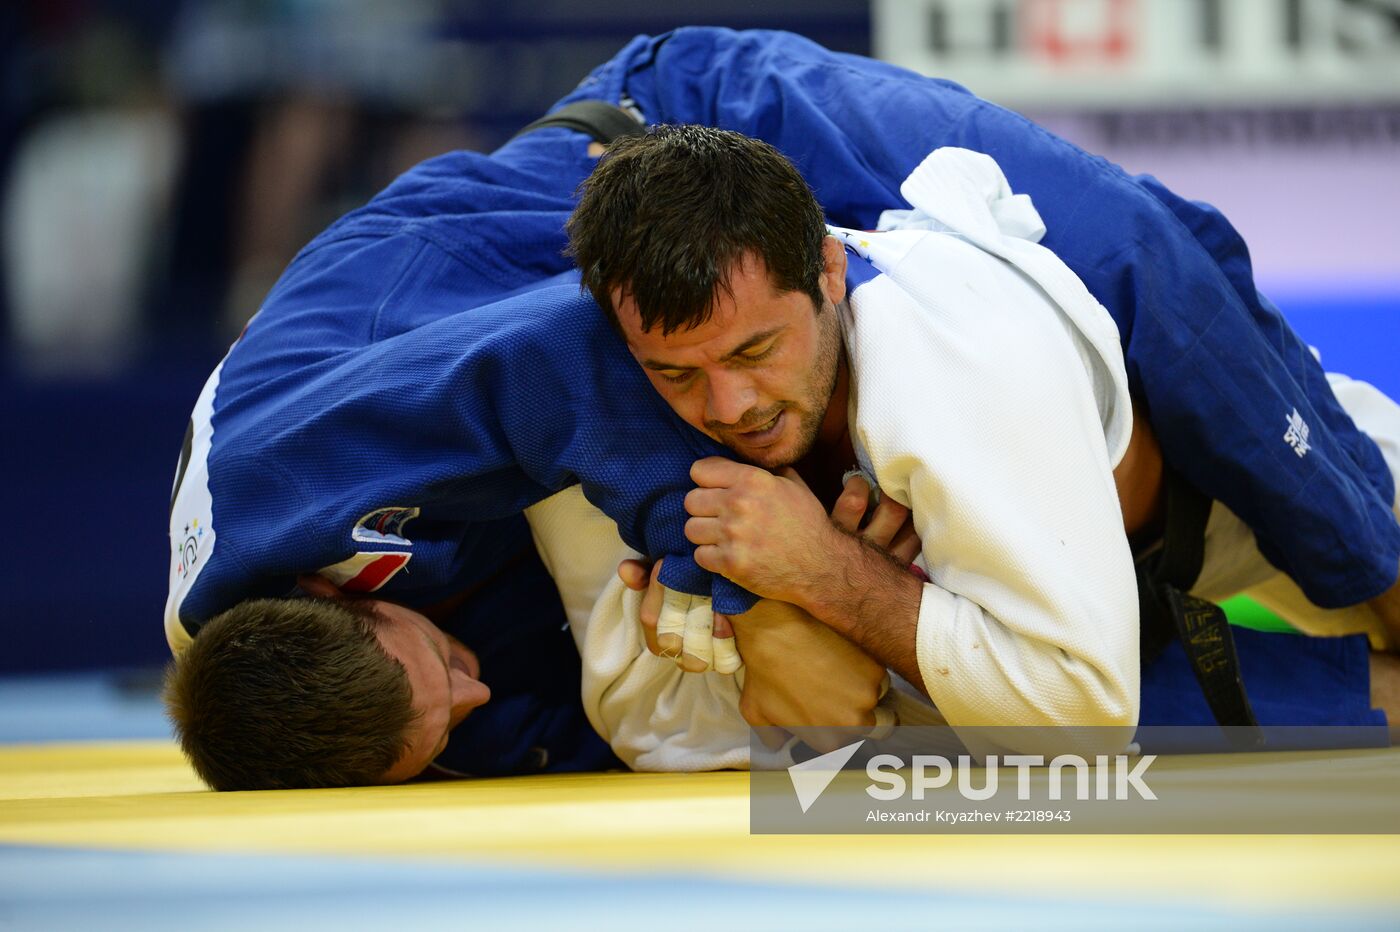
0,1,870,673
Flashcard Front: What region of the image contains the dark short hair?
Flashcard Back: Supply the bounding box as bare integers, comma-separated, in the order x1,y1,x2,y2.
567,124,828,335
163,597,418,791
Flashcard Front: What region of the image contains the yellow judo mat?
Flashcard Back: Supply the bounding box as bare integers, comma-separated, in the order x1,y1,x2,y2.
3,737,1399,929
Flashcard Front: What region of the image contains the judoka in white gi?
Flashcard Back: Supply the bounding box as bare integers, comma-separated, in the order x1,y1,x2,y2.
564,125,1400,767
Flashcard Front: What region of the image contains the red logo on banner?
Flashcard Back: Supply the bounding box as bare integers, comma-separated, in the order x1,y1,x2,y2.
1023,0,1135,65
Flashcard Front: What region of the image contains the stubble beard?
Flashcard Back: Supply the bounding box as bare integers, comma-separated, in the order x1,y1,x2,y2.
741,301,842,469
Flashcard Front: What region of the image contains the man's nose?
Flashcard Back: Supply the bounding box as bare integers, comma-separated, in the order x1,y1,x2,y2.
705,369,758,426
452,673,492,721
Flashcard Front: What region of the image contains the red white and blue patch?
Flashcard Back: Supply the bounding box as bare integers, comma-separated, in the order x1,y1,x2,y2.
351,506,421,546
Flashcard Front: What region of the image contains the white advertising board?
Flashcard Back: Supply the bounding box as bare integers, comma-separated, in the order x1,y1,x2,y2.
873,0,1400,106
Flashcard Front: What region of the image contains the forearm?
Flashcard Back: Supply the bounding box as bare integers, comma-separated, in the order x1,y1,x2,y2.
790,524,1136,730
684,450,1138,730
789,529,927,695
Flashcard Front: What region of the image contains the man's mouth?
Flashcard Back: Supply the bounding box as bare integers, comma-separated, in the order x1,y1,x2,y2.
734,410,784,446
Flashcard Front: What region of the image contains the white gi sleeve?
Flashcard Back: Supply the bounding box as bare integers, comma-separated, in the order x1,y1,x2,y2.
523,487,766,771
843,233,1140,738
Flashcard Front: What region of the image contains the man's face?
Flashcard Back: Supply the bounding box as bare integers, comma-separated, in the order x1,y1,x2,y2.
616,238,848,469
371,602,490,783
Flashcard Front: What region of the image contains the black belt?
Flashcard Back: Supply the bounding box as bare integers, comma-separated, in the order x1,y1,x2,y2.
1137,467,1262,740
514,100,647,145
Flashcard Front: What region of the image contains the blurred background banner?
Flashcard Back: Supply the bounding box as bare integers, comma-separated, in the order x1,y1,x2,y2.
1,1,1394,675
874,0,1400,107
874,0,1400,404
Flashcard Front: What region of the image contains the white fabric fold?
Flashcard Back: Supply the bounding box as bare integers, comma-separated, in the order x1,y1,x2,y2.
525,486,764,771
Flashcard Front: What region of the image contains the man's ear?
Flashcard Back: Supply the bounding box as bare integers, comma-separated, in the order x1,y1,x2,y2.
297,574,344,600
820,235,848,306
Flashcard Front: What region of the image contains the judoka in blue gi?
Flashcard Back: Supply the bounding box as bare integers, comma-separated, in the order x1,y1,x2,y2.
164,27,1398,791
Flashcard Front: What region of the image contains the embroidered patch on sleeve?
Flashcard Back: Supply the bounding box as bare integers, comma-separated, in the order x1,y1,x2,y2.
351,506,421,545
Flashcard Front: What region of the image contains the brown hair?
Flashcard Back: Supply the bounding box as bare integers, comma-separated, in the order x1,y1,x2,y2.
566,124,828,335
163,597,417,790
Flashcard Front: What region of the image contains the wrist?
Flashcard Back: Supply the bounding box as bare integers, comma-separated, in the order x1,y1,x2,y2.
794,528,913,630
781,521,851,614
755,518,843,606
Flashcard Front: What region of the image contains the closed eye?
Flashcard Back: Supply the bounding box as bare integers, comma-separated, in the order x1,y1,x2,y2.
656,369,695,385
735,340,777,363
